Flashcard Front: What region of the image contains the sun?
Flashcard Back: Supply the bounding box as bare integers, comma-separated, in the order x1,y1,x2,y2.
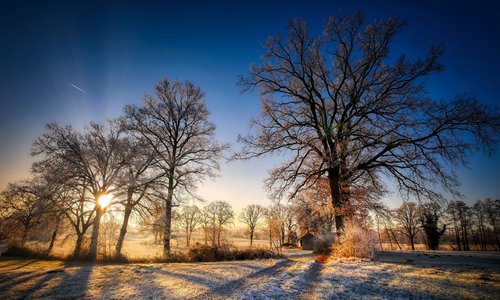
97,193,113,208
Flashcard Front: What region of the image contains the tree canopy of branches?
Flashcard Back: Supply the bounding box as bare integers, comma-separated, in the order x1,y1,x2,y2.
32,121,132,259
238,12,499,233
239,204,266,246
124,78,228,255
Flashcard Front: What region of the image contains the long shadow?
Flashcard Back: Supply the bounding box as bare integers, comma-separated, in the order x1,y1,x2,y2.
0,271,46,291
140,265,219,287
190,259,293,300
0,259,38,271
36,261,94,299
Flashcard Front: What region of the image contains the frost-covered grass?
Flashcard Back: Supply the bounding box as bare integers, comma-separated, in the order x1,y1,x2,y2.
313,251,500,300
0,258,277,299
1,250,499,299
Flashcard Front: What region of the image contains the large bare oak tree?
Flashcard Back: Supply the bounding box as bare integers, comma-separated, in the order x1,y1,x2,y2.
238,12,499,233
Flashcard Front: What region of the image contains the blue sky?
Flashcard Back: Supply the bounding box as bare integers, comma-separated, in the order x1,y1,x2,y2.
0,0,499,210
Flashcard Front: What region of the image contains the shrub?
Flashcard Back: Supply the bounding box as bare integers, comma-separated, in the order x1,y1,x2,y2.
187,244,283,262
331,220,379,259
3,243,51,258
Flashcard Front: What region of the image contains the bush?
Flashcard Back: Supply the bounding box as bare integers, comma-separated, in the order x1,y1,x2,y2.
187,244,284,262
3,243,52,259
331,220,379,259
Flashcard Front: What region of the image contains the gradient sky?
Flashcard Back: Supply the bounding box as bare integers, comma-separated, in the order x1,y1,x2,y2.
0,0,499,211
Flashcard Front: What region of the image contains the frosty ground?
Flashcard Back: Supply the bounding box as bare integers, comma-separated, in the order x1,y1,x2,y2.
1,250,499,299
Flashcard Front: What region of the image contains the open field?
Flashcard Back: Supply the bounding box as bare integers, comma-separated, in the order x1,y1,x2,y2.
1,250,499,299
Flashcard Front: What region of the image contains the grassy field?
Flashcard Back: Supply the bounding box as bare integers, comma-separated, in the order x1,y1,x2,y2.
1,250,499,299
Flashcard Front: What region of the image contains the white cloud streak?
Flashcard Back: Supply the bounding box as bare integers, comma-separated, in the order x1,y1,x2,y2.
70,83,88,94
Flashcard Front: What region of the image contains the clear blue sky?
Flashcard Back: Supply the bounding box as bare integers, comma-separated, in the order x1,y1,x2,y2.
0,0,499,210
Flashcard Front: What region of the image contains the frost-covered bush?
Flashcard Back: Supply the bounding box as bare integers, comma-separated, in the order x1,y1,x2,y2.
332,221,379,259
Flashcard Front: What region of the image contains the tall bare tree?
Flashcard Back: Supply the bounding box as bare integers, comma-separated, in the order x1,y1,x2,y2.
124,78,228,255
394,201,420,250
238,12,499,233
239,204,266,246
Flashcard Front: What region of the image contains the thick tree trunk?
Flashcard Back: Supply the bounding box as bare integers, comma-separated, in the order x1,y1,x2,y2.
87,207,103,260
115,205,133,258
163,168,175,256
250,228,254,247
410,236,415,251
72,233,84,258
328,167,344,235
217,224,222,246
163,192,173,255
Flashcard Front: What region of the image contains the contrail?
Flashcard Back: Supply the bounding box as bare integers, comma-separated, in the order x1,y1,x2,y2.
70,83,88,94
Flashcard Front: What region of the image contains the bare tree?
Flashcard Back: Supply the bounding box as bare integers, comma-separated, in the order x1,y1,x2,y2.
205,201,233,246
238,12,499,234
0,181,45,244
32,121,132,259
484,198,500,250
114,136,161,258
124,78,228,255
472,200,487,251
394,201,420,250
177,205,200,246
239,204,266,246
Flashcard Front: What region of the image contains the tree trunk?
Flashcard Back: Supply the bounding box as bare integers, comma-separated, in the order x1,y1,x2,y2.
217,224,222,246
328,167,344,235
410,235,415,251
72,233,84,258
21,225,29,244
87,207,103,260
115,205,133,258
163,168,175,256
47,219,60,255
164,197,172,255
250,228,254,247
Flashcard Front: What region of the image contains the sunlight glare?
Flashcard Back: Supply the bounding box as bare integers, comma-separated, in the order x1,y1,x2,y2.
98,193,113,208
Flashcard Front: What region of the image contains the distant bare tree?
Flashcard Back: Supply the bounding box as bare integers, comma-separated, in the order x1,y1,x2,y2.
394,201,420,250
205,201,233,246
483,198,500,250
446,200,472,250
239,204,266,246
124,78,228,255
0,181,45,244
238,12,499,234
177,205,200,246
471,200,487,251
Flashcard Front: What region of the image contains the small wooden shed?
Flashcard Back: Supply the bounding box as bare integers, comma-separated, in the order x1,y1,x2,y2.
299,233,315,250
